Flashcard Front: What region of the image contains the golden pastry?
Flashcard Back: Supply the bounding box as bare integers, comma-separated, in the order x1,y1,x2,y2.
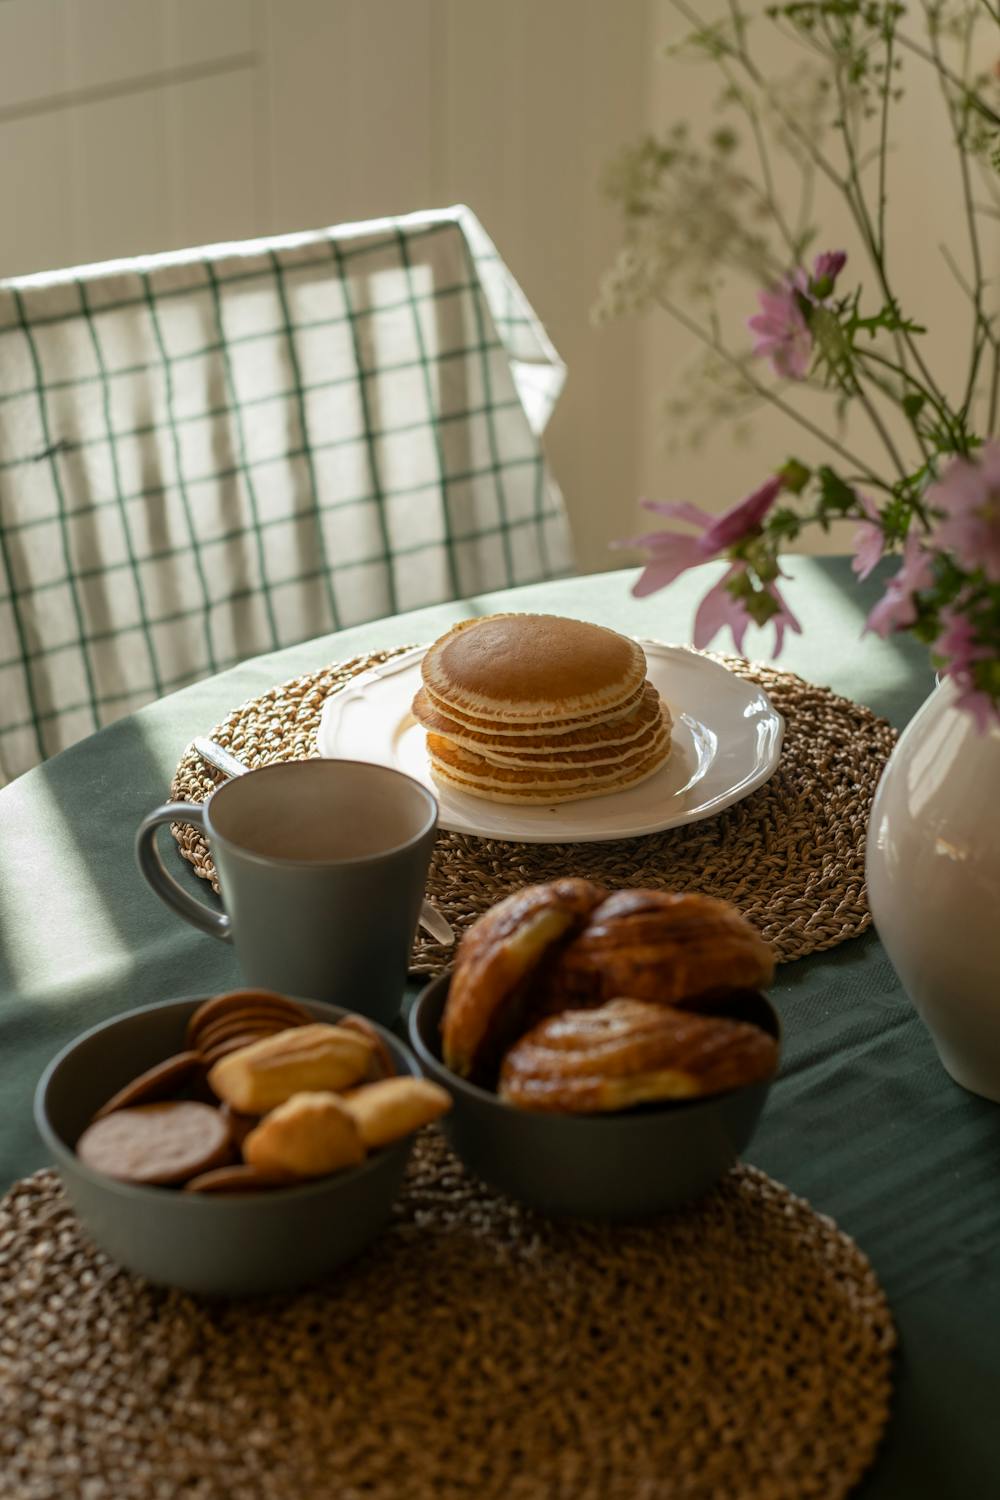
243,1092,366,1179
543,890,775,1012
442,877,608,1080
342,1077,452,1148
498,997,779,1113
207,1024,374,1114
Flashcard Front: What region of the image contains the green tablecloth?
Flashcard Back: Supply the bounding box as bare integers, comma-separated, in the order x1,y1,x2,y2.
1,555,997,1495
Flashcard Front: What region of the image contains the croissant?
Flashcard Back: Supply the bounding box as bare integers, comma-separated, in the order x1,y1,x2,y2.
441,877,607,1079
499,997,778,1113
540,890,775,1013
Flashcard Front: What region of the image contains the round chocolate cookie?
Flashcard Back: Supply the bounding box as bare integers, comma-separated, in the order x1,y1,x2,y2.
91,1051,203,1121
195,1015,294,1055
199,1030,289,1068
185,991,311,1050
184,1164,295,1194
76,1101,234,1186
218,1102,259,1148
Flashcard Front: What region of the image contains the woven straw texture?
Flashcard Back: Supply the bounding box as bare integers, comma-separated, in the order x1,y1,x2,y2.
169,647,897,970
0,1132,895,1500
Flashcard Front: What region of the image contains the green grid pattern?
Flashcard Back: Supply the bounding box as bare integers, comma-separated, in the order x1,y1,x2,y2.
0,208,572,783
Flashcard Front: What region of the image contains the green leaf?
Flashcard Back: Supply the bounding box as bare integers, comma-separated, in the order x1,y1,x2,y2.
778,458,812,493
815,465,857,517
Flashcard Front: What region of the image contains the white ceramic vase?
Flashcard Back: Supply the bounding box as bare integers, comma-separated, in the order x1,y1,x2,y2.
866,676,1000,1101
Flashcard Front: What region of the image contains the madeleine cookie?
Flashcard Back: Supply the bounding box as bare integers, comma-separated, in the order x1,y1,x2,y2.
498,998,779,1113
207,1024,375,1114
342,1078,452,1148
76,1101,234,1185
336,1014,397,1080
442,877,607,1080
243,1092,366,1179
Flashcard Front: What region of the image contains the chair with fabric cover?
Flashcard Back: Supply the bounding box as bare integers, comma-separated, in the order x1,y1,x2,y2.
0,205,574,784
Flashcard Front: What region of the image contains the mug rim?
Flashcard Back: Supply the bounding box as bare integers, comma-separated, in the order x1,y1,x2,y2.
203,757,439,869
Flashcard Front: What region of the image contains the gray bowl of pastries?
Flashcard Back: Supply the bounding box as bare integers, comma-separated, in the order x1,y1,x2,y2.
408,881,782,1220
35,995,426,1297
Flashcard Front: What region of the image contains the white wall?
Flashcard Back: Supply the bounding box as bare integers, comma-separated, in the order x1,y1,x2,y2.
0,0,647,574
0,1,995,572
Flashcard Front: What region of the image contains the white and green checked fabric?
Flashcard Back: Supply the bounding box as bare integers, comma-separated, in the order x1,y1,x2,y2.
0,205,573,784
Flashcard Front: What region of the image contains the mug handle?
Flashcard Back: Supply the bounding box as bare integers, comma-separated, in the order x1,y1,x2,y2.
135,802,232,942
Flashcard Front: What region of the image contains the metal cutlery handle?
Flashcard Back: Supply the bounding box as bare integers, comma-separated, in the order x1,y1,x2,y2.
192,737,250,781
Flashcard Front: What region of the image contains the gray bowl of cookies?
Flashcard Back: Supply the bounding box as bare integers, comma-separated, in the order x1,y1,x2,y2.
35,990,449,1297
409,881,781,1219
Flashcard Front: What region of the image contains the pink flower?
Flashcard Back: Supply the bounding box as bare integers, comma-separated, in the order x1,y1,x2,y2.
622,477,783,597
851,492,885,581
864,531,935,638
810,251,847,295
925,440,1000,582
692,563,802,657
748,272,812,380
749,250,848,380
933,606,997,732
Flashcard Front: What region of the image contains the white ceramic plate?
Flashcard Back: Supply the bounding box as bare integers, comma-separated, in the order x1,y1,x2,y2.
317,641,783,844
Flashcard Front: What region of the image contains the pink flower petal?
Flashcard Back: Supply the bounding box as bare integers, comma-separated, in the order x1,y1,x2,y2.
811,250,847,287
704,477,782,551
748,277,812,380
639,499,717,529
766,580,802,656
863,532,934,637
851,520,884,581
692,566,751,654
630,535,706,597
954,682,999,734
927,440,1000,582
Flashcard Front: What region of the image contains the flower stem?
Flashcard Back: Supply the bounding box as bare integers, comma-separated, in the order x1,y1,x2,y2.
655,291,892,491
923,4,992,423
894,27,1000,130
876,22,894,258
817,9,952,421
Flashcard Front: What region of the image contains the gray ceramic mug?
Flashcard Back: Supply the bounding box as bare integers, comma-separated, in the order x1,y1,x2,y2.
135,759,438,1024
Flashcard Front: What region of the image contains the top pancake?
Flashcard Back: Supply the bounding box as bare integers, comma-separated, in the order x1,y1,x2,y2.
420,614,647,724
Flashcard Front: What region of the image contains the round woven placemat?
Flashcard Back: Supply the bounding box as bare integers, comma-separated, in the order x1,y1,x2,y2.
168,647,896,972
0,1132,894,1500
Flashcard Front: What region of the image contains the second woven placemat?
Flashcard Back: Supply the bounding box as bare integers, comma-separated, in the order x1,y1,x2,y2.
169,648,897,971
0,1132,895,1500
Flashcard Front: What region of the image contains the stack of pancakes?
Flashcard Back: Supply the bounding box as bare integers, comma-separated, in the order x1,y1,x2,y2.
411,613,671,804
